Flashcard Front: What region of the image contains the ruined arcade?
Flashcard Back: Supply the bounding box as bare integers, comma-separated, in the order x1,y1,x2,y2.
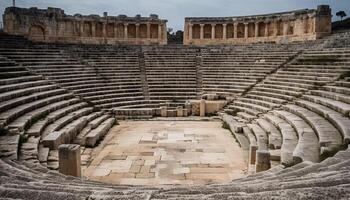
3,7,168,45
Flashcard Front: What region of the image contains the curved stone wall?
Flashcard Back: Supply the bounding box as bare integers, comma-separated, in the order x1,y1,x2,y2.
184,5,332,45
3,7,168,45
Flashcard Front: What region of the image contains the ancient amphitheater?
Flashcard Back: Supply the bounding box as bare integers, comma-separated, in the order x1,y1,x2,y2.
0,4,350,200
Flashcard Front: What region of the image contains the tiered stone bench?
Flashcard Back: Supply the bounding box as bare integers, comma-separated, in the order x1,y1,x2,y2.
0,56,115,168
143,46,199,104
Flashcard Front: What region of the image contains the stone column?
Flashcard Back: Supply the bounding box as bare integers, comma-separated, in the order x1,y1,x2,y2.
200,99,206,117
160,106,167,117
223,24,227,39
158,24,162,40
58,144,81,177
283,21,288,36
189,23,193,40
200,24,204,39
265,22,269,37
135,23,140,38
91,22,96,37
255,22,259,37
102,23,107,38
114,23,118,38
211,24,216,39
124,23,128,39
256,150,271,172
80,21,84,37
249,145,258,165
147,23,151,39
274,21,278,37
233,23,238,38
244,23,249,38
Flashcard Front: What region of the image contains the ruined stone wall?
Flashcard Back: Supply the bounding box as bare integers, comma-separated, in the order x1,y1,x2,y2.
184,5,332,45
3,7,168,45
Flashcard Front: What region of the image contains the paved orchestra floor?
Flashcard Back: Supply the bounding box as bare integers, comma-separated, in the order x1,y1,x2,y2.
84,120,247,185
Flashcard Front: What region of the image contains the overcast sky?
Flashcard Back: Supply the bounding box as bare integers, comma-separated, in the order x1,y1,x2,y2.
1,0,349,31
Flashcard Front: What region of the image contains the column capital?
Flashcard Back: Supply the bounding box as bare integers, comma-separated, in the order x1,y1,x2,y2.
211,23,216,27
223,23,227,27
200,24,205,27
124,23,129,26
234,22,238,27
189,23,194,27
244,22,249,25
135,23,140,27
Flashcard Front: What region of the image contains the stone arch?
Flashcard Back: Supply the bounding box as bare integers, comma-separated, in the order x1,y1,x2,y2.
304,17,314,34
258,22,266,37
276,20,283,36
215,24,223,39
128,24,137,38
248,23,255,37
116,23,125,38
150,24,158,39
29,24,45,41
203,24,211,39
267,22,274,36
83,22,92,37
192,24,200,39
95,22,103,37
139,24,147,38
106,23,115,38
226,24,234,38
237,23,245,38
287,22,294,35
64,21,74,36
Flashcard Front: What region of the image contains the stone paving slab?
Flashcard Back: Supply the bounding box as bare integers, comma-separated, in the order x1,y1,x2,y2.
84,120,247,185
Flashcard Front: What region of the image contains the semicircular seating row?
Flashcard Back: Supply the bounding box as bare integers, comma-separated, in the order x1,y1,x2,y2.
0,31,349,198
0,55,116,170
224,46,350,168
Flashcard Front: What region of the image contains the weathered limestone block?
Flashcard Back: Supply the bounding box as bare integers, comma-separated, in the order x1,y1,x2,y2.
42,131,64,150
58,144,81,177
160,106,167,117
185,102,192,116
205,100,227,114
256,150,271,172
204,94,219,101
183,109,188,117
176,106,184,117
167,110,177,117
200,99,206,117
85,118,115,147
249,145,258,165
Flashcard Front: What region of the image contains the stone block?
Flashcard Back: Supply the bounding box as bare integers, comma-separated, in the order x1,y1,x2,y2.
256,150,271,173
176,106,184,117
42,131,64,150
160,106,167,117
249,145,258,165
58,144,81,177
200,99,206,117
